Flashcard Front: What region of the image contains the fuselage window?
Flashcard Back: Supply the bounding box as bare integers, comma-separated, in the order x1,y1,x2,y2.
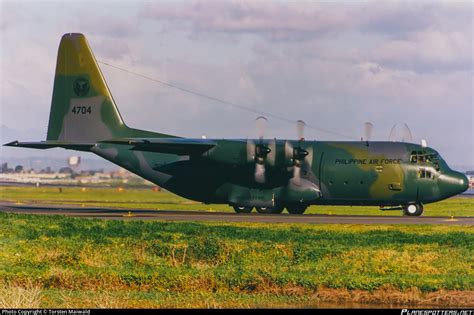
418,168,434,179
418,169,426,178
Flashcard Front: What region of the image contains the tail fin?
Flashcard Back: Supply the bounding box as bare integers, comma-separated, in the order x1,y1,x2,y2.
47,33,172,142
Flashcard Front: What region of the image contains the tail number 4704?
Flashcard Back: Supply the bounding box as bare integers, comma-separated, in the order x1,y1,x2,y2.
71,106,92,114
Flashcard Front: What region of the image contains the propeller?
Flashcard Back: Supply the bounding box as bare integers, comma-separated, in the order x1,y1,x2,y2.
360,122,374,146
256,115,267,139
296,119,305,141
247,116,275,183
388,123,413,142
363,122,373,142
285,120,313,185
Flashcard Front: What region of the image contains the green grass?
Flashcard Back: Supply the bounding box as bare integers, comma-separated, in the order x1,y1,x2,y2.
1,186,473,216
0,212,472,307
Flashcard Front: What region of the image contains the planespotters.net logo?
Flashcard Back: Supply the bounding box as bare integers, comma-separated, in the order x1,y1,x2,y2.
402,310,473,315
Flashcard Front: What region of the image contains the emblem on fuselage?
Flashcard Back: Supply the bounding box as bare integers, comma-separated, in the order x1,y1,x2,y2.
73,77,90,97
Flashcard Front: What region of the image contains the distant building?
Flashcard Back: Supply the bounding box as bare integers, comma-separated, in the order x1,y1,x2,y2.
468,175,474,189
40,166,54,174
1,162,13,173
59,167,74,174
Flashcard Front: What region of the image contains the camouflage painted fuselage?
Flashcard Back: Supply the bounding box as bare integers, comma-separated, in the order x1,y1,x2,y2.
91,139,468,208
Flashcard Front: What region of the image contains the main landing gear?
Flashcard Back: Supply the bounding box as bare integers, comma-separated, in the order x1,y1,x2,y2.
402,203,424,216
286,205,308,215
232,205,308,214
255,205,284,214
232,206,253,213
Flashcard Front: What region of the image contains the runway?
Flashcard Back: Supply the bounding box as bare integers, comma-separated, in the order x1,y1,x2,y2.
0,203,472,225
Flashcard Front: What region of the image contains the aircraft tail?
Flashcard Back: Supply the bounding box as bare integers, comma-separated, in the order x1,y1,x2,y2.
46,33,173,143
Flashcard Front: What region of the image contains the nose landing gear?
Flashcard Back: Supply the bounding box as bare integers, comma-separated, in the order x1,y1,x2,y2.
403,203,424,216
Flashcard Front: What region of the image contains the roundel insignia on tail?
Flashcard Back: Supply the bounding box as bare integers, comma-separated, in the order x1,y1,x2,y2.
73,77,89,97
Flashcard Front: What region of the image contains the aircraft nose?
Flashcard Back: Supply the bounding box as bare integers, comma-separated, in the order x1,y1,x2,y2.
449,171,469,194
439,171,469,196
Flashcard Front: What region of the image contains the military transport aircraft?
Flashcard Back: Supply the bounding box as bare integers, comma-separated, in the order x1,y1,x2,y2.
5,33,469,216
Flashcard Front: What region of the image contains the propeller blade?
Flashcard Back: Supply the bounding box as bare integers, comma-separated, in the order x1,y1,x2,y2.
267,139,276,166
246,139,255,162
255,116,267,140
364,122,373,141
296,120,306,141
285,140,294,164
255,163,266,183
305,146,314,168
248,117,273,184
292,165,301,186
401,123,413,142
389,123,413,142
290,144,313,185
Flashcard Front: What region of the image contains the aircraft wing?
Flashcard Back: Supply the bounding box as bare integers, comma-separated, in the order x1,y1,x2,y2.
99,138,217,155
4,138,217,156
4,140,94,152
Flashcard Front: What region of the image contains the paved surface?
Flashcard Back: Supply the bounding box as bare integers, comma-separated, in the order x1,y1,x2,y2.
0,203,472,225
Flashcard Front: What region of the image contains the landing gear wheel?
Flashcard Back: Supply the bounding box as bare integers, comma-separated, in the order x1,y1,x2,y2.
403,203,423,216
286,205,308,215
255,205,284,214
233,206,253,213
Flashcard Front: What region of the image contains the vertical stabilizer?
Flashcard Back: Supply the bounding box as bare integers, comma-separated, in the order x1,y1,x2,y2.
47,33,173,142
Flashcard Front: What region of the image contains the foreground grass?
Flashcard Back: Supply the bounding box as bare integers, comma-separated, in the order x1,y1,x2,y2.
0,212,472,308
1,186,473,216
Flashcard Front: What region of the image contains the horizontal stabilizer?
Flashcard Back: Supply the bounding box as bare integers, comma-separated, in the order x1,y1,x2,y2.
100,138,216,155
4,140,94,152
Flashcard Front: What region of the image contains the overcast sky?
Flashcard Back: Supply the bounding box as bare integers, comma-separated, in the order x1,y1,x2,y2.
0,0,473,169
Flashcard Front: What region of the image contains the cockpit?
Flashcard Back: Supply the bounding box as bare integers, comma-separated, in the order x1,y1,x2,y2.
409,150,441,172
405,146,468,201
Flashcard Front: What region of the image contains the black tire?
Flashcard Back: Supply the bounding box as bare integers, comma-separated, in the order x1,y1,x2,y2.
403,203,423,216
286,205,307,215
233,206,253,213
255,205,284,214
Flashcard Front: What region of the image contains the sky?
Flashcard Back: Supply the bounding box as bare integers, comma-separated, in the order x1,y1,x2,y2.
0,0,473,170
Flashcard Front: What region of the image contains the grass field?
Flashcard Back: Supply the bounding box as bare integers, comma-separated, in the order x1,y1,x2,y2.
0,212,472,308
1,186,473,216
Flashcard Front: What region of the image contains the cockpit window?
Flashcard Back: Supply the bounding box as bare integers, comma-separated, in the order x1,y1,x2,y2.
410,150,440,171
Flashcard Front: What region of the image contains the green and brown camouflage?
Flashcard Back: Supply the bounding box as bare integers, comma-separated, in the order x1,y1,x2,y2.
5,33,469,215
